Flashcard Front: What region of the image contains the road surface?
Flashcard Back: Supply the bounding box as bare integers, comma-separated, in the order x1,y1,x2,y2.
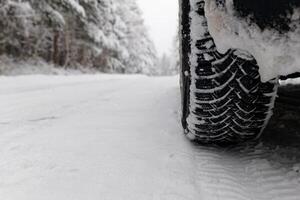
0,75,299,200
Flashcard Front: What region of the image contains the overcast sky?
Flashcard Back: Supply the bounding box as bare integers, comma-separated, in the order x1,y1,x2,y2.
137,0,179,56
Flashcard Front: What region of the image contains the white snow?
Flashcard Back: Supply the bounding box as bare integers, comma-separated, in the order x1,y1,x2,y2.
0,56,104,76
187,0,216,139
45,5,65,26
66,0,86,17
205,0,300,82
0,74,300,200
280,77,300,86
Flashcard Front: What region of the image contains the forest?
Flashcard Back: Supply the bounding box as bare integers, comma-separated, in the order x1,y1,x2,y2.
0,0,165,74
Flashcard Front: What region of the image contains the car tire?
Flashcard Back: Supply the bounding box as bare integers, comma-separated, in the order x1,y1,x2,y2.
179,0,278,144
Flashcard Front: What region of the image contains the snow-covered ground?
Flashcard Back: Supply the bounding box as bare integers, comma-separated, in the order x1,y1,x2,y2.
0,57,98,76
0,74,300,200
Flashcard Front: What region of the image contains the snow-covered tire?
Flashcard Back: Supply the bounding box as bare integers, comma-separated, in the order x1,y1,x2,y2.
179,0,278,144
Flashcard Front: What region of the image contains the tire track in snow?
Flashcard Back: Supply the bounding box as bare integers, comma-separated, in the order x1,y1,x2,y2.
187,85,300,200
190,140,300,200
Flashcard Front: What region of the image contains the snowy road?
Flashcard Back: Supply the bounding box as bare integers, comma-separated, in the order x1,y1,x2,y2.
0,75,300,200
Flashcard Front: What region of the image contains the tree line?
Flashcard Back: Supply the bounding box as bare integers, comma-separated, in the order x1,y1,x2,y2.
0,0,158,74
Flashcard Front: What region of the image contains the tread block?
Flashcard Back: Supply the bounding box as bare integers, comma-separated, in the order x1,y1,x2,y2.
186,51,277,144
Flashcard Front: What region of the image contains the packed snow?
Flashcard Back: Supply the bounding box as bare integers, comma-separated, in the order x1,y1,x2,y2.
205,0,300,82
0,74,300,200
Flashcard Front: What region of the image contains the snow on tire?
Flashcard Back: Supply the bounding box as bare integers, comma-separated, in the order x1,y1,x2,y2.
180,0,278,144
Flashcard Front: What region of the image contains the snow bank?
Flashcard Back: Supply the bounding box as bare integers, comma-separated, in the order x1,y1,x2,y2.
205,0,300,82
0,56,96,76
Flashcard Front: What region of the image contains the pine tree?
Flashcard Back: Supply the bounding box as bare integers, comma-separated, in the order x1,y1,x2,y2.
115,0,158,74
0,0,158,74
0,0,36,58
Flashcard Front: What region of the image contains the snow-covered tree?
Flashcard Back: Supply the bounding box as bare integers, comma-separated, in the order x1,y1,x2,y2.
0,0,157,74
157,53,172,75
170,32,180,75
156,33,179,76
0,0,37,58
115,0,158,74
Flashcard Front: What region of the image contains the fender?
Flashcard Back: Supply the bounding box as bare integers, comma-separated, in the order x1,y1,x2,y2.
204,0,300,82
